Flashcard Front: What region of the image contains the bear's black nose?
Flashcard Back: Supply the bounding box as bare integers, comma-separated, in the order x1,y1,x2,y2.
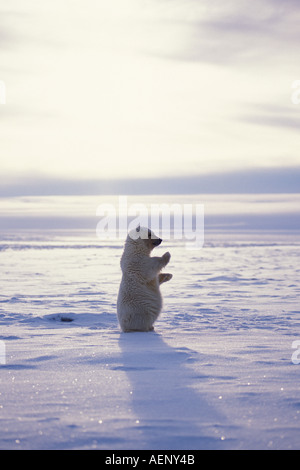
153,238,162,246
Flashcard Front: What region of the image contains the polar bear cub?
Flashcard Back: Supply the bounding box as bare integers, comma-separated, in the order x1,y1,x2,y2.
117,225,172,332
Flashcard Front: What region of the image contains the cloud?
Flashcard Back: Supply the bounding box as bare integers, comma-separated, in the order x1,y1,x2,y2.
239,114,300,131
1,166,300,197
145,0,300,67
238,103,300,132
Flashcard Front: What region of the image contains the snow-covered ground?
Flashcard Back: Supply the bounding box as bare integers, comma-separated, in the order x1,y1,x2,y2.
0,195,300,449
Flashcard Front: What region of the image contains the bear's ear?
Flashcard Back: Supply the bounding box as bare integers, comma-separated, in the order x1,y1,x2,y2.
136,224,140,233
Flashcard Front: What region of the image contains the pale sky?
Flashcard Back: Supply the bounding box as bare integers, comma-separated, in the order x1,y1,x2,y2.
0,0,300,194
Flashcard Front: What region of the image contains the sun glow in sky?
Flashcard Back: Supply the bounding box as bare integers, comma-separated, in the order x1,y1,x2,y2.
0,0,300,192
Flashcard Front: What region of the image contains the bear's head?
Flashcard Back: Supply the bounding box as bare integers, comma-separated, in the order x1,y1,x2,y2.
127,225,162,254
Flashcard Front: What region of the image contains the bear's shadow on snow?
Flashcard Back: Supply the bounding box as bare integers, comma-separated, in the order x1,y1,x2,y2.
117,331,231,450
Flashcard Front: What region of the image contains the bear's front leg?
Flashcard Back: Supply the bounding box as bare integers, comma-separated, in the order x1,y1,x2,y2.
162,251,171,267
158,273,173,284
145,252,171,280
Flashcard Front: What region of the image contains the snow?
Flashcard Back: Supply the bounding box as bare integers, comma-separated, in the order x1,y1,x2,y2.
0,196,300,449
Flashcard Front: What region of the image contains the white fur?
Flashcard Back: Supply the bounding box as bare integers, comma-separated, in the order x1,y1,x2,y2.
117,227,172,332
